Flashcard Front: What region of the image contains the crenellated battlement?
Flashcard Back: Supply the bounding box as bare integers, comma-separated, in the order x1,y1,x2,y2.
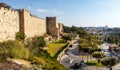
30,14,45,20
46,17,56,25
0,7,19,14
46,17,56,20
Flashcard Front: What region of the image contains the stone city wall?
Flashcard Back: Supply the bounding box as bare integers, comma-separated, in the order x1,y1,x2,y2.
23,10,46,38
0,8,46,41
0,7,63,41
0,7,19,41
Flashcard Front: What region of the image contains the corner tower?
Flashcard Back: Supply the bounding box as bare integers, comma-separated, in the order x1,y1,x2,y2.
46,17,59,38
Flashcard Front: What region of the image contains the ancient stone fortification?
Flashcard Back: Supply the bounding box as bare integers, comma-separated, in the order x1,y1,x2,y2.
20,9,46,38
0,7,19,41
0,7,63,41
0,7,46,41
46,17,58,37
46,17,63,38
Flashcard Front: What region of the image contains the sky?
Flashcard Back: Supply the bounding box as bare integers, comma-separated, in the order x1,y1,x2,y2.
1,0,120,27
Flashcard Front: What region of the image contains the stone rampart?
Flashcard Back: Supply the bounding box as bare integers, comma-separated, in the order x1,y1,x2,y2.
0,7,19,41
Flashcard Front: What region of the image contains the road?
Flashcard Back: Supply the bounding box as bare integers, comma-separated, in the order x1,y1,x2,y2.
58,36,120,70
100,43,120,70
59,35,90,70
101,43,111,57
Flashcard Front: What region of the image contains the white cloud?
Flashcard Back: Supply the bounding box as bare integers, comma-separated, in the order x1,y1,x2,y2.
36,9,48,12
52,11,63,15
27,6,31,9
36,9,63,15
58,17,63,20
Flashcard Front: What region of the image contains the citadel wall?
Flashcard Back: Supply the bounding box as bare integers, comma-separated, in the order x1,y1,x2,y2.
0,8,46,41
0,7,62,41
0,7,19,41
23,10,46,38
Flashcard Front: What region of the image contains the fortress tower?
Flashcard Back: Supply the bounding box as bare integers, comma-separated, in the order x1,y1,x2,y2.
46,17,59,38
19,9,25,34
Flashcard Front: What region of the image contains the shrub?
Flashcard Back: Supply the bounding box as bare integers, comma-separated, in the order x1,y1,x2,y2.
101,57,119,66
92,52,105,63
42,58,67,70
62,34,71,42
78,46,92,53
25,36,46,57
25,36,46,49
0,40,29,62
15,32,25,41
36,49,51,58
29,56,45,65
54,39,66,43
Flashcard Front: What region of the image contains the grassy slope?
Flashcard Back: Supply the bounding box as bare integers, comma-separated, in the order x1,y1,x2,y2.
47,42,66,57
32,57,67,70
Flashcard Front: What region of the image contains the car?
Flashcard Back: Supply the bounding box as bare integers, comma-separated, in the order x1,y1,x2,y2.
81,60,84,63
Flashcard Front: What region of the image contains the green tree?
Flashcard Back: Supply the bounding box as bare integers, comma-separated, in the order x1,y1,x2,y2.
15,32,26,41
62,34,71,42
25,36,46,57
0,40,29,62
92,52,105,63
101,57,119,70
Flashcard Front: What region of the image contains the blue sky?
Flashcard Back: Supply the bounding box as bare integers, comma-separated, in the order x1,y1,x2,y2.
1,0,120,27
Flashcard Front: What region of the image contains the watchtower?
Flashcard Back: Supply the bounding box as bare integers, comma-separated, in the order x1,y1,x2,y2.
46,17,59,37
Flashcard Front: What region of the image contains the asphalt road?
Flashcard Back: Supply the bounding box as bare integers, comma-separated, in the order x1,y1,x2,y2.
60,36,89,70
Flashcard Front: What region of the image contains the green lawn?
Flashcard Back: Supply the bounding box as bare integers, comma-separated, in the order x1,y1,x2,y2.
85,60,105,67
47,42,66,57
